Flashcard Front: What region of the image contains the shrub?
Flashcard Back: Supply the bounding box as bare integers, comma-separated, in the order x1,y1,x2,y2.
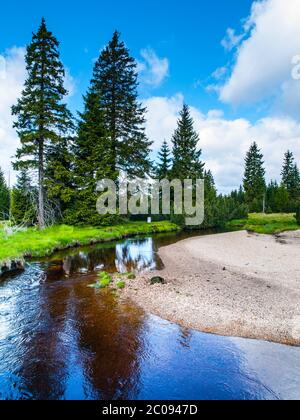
116,281,126,289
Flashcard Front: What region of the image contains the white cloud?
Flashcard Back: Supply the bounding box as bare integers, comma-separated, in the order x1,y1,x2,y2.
219,0,300,114
144,94,184,148
0,47,26,185
64,69,76,98
212,66,228,80
138,48,169,88
221,28,244,51
144,94,300,193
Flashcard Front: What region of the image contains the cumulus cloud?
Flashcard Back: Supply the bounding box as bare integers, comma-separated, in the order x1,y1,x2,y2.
138,48,169,88
219,0,300,115
144,94,300,193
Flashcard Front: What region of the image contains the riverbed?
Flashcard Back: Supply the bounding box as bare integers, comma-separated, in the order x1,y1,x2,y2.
0,232,299,400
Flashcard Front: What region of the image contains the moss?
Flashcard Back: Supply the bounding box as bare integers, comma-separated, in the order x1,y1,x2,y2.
127,273,136,280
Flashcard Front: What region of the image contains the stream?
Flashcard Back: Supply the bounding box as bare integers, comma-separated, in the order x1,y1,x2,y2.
0,231,299,400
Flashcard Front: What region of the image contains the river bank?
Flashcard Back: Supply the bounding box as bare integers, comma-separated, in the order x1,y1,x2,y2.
123,230,300,345
0,221,179,277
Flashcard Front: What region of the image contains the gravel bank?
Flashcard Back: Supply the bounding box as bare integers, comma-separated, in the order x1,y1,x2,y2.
123,230,300,345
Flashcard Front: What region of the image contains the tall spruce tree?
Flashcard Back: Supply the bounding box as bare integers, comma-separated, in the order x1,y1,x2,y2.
11,169,37,225
243,142,266,212
91,31,152,177
67,90,116,225
156,140,172,179
45,136,74,218
281,151,300,200
0,167,10,220
12,18,73,228
172,104,204,180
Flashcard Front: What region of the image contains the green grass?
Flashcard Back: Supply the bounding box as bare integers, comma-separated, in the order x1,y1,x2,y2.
88,271,113,289
116,281,126,290
0,221,179,265
226,213,299,234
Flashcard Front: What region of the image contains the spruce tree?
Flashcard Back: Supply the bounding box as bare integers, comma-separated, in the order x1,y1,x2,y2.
171,104,204,180
282,151,295,191
243,142,266,212
45,134,75,221
91,31,152,177
156,140,172,179
12,18,73,228
66,90,115,225
203,169,218,228
292,164,300,198
281,151,300,200
11,169,36,225
0,168,10,220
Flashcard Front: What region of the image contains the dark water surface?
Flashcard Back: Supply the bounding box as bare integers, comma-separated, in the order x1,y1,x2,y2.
0,231,299,400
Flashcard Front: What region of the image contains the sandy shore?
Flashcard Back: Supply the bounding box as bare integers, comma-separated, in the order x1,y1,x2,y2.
123,230,300,345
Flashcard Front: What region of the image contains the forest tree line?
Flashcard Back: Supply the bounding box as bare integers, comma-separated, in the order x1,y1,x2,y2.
0,19,300,229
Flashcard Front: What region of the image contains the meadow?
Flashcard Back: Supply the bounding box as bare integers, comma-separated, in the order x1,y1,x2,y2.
227,213,299,234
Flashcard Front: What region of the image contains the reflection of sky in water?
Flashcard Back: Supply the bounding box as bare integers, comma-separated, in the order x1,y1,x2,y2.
229,337,300,400
115,238,157,273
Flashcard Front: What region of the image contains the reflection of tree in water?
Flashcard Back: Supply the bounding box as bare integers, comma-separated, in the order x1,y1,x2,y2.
63,247,118,275
56,237,162,276
6,268,73,400
4,263,146,400
178,327,192,349
71,282,146,400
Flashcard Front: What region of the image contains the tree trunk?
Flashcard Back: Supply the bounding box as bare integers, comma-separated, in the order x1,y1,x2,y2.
38,140,45,229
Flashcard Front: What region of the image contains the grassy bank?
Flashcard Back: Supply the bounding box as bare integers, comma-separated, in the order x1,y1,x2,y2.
226,213,299,234
0,221,179,265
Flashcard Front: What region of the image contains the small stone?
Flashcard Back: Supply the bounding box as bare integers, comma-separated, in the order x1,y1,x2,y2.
150,276,165,285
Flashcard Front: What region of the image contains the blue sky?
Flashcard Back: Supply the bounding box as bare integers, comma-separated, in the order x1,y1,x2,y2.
0,0,253,117
1,0,300,192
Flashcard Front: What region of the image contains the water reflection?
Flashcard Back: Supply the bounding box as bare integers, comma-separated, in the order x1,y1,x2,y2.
44,236,165,279
0,233,299,400
0,267,146,400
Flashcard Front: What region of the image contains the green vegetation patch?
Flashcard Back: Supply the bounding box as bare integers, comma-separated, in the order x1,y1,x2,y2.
116,281,126,290
227,213,299,235
0,221,179,266
89,271,113,289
